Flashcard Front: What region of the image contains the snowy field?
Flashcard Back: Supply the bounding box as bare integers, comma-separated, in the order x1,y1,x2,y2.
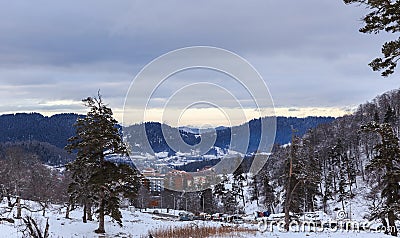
0,199,395,237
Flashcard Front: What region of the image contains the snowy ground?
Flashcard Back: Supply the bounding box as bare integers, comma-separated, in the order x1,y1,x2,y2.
0,199,396,237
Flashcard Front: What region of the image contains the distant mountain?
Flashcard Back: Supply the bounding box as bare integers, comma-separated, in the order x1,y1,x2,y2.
0,113,80,149
123,116,335,155
0,112,334,162
178,126,216,134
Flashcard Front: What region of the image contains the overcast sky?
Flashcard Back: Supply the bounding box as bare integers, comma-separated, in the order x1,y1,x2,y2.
0,0,399,126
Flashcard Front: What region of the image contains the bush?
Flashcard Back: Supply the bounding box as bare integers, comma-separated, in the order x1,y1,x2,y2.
142,223,257,238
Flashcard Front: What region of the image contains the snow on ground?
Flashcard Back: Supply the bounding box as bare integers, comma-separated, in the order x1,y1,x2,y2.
252,232,393,238
0,198,396,237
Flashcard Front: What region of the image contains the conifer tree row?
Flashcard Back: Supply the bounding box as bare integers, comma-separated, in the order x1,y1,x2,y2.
361,122,399,237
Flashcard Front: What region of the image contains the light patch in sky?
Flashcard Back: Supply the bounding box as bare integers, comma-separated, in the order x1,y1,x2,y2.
116,106,351,127
38,100,82,107
274,107,355,118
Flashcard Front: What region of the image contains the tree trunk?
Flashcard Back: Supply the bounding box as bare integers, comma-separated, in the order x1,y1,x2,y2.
341,199,345,212
332,168,337,191
284,176,291,232
95,190,106,234
65,203,70,219
96,201,105,233
381,217,389,235
16,196,21,219
241,187,245,208
82,202,87,223
285,132,295,232
388,210,398,237
6,194,12,207
87,203,93,221
44,218,50,238
285,180,302,231
41,201,47,216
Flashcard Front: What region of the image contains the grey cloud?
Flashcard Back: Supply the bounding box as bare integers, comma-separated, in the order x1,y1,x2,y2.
0,0,382,66
0,0,399,122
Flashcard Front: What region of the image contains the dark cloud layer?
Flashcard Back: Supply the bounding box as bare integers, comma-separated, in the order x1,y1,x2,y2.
0,0,398,123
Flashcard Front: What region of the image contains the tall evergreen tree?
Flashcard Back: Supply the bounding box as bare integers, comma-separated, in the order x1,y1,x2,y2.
248,174,260,205
260,172,275,212
233,163,246,207
300,135,322,213
330,139,355,211
66,93,140,234
361,122,399,237
222,190,239,214
284,130,303,231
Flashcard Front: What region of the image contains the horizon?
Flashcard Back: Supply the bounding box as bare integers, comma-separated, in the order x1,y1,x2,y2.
0,107,343,128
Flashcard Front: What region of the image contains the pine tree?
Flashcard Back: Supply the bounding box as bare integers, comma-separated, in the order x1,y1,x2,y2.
361,122,400,237
213,180,226,199
344,0,400,76
222,190,238,214
248,174,260,205
283,130,303,231
332,140,351,211
300,135,322,213
282,129,323,230
66,93,140,234
233,163,246,207
66,158,94,223
260,172,275,212
384,105,396,124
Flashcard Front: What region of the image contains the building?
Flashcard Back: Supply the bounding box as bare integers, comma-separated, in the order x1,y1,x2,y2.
142,168,165,193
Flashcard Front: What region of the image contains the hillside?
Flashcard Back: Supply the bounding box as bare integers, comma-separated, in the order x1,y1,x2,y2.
0,113,333,164
123,116,334,155
0,141,74,165
236,88,400,233
0,113,79,149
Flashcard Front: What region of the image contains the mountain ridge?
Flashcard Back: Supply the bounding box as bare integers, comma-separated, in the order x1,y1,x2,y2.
0,112,334,163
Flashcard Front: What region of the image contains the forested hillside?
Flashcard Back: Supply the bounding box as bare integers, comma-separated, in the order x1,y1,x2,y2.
0,113,333,155
0,112,333,162
0,113,79,148
234,88,400,235
123,116,334,155
0,141,74,165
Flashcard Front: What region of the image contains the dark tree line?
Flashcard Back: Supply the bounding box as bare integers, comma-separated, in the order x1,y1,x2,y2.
0,113,79,148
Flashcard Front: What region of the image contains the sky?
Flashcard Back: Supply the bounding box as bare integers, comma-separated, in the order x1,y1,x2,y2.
0,0,399,126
